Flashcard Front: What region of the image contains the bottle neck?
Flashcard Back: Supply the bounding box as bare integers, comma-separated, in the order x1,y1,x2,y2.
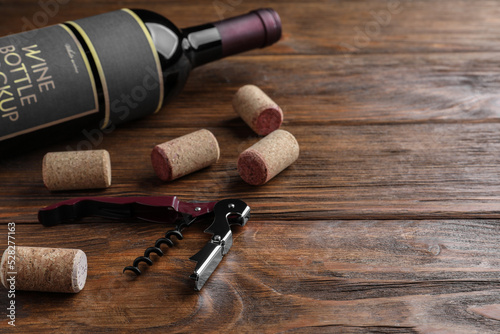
182,23,222,68
182,8,282,68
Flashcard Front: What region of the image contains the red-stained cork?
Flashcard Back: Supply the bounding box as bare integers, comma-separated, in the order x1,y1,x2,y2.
151,129,220,181
238,129,299,185
0,246,87,293
233,85,283,136
43,150,112,191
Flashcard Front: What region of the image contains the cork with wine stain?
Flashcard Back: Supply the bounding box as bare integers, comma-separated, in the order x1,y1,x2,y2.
238,129,299,185
151,129,220,181
0,246,87,293
42,150,112,191
233,85,283,135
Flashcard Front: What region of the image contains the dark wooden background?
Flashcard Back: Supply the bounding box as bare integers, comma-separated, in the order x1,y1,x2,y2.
1,0,500,332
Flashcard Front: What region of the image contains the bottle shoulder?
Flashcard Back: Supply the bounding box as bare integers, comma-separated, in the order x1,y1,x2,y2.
129,9,192,107
130,9,185,66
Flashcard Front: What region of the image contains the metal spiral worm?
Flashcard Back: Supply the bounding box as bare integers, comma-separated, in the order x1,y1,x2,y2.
123,215,193,275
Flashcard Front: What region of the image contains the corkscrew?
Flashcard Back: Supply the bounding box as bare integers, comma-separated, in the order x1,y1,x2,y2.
38,196,250,290
122,212,193,275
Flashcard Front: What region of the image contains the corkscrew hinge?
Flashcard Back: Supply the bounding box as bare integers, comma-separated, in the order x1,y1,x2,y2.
190,199,250,291
38,196,250,291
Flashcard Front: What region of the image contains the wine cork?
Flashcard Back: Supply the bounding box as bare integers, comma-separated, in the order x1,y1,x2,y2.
238,129,299,185
0,246,87,293
42,150,112,191
232,85,283,135
151,129,220,181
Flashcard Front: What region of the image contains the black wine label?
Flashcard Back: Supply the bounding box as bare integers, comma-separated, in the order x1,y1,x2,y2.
68,9,164,127
0,25,98,141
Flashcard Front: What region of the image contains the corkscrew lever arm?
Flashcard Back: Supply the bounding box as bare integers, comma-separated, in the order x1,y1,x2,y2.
38,196,216,226
189,199,250,291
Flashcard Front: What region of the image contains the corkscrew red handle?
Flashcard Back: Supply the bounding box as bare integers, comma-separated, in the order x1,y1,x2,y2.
38,196,216,226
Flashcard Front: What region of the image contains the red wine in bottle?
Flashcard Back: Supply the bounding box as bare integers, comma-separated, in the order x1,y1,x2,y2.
0,8,282,156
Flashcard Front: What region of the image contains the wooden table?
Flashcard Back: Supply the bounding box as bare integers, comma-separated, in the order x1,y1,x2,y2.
1,0,500,332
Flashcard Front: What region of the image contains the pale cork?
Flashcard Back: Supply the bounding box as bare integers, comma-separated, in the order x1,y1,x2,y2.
232,85,283,136
1,246,87,293
42,150,112,191
238,129,299,185
151,129,220,181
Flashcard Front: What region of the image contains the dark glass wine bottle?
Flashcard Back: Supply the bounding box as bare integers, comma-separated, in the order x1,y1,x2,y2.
0,8,281,156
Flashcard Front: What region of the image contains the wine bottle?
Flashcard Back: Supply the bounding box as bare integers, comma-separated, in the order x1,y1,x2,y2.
0,8,282,156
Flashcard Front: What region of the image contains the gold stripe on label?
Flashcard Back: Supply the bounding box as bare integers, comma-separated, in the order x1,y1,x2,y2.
66,21,111,129
0,109,99,141
59,24,99,115
121,8,165,114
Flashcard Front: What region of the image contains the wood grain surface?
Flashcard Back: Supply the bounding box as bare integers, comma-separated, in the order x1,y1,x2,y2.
1,0,500,333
